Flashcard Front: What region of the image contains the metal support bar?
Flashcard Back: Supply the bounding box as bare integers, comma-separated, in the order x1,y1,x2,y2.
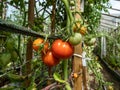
101,18,120,24
106,7,120,11
100,21,116,27
0,19,60,39
101,13,120,18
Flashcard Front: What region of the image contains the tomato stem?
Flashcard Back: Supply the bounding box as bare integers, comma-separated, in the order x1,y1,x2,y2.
61,0,73,21
61,0,74,36
67,15,70,35
63,59,68,80
63,59,71,90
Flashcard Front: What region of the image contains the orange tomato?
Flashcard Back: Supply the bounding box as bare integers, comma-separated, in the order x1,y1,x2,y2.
80,26,87,35
73,73,78,78
33,38,49,53
72,22,81,32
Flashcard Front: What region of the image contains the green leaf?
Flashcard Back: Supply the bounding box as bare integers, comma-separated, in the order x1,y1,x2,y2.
0,86,15,90
27,82,37,90
65,83,72,90
53,72,66,83
7,73,26,82
0,52,11,66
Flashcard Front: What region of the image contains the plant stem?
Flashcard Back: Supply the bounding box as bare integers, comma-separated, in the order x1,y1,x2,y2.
61,0,74,35
61,0,73,22
67,15,70,35
63,60,68,80
63,59,71,90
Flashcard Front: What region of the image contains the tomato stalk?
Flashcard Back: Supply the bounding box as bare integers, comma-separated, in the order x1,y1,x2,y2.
61,0,73,21
63,59,68,80
60,0,73,90
61,0,74,36
66,15,70,35
63,59,71,90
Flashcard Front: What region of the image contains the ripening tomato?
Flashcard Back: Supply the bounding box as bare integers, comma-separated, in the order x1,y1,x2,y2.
33,38,49,53
33,38,43,51
73,73,78,78
52,39,74,59
69,33,82,46
80,26,87,35
42,50,60,67
72,22,81,32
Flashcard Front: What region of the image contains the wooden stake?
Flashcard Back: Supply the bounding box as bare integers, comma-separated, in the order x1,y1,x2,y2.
51,0,56,34
73,44,83,90
73,0,83,90
25,0,35,87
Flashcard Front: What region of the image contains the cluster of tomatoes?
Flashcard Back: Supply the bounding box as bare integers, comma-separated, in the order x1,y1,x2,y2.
32,22,96,67
33,38,74,67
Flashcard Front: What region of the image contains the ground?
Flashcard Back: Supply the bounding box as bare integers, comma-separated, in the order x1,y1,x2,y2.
101,63,120,90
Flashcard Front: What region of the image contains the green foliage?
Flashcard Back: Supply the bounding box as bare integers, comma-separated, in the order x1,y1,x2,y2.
9,0,25,11
32,16,44,32
82,0,111,34
84,46,113,89
53,72,71,90
7,73,26,82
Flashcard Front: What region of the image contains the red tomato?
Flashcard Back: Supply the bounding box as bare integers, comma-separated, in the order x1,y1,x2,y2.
52,39,74,59
42,50,60,67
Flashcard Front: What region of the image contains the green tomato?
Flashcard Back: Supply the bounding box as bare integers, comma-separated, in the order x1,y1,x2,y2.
69,33,82,46
0,52,11,66
85,38,96,46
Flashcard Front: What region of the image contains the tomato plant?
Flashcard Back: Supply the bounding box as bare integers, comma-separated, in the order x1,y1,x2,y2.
42,50,60,67
33,38,49,53
52,39,74,59
69,33,82,46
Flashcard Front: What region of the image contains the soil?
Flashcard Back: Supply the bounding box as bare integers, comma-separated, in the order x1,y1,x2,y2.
101,63,120,90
